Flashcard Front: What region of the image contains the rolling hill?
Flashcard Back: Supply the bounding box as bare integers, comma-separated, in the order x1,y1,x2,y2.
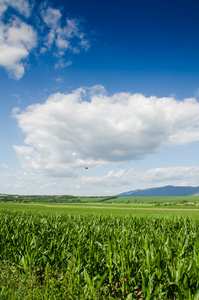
118,185,199,197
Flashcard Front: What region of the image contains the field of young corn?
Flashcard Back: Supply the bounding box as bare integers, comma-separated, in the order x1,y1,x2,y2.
1,210,199,299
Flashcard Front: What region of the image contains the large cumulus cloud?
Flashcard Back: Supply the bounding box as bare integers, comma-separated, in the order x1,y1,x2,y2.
13,86,199,176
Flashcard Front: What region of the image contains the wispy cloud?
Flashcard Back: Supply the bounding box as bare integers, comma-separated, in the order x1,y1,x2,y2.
194,88,199,98
0,0,91,78
55,76,64,84
40,6,90,64
13,86,199,177
0,0,32,18
54,59,72,69
1,163,13,170
41,6,61,29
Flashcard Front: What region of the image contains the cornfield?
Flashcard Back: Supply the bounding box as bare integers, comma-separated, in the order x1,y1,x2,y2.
1,210,199,299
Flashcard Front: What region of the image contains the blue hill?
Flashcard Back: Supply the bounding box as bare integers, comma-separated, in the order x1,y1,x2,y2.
118,185,199,197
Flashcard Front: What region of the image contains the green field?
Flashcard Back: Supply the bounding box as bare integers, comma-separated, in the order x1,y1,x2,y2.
107,195,199,204
1,194,199,205
1,200,199,218
1,199,199,299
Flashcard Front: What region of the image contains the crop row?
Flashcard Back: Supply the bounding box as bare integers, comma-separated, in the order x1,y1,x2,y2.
0,211,199,299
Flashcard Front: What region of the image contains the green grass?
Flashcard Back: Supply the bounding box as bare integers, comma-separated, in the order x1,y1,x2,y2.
2,194,199,205
105,195,199,203
1,201,199,218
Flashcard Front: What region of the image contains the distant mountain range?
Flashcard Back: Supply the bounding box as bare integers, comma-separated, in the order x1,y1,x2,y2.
118,185,199,197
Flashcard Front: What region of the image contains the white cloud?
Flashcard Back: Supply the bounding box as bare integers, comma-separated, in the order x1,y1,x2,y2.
1,165,199,196
40,7,90,61
139,166,199,184
1,163,13,170
0,0,36,78
54,59,72,69
0,17,37,79
13,86,199,177
78,166,199,188
73,166,199,195
55,76,63,83
194,88,199,98
0,0,32,18
0,1,90,78
79,169,134,187
41,6,61,29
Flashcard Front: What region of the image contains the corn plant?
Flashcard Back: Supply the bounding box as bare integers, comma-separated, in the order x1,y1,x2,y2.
0,211,199,299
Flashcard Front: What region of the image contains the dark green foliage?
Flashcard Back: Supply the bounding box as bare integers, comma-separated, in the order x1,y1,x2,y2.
0,194,118,203
98,196,118,202
0,194,78,203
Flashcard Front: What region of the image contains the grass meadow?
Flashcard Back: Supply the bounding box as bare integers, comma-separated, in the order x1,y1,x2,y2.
1,199,199,218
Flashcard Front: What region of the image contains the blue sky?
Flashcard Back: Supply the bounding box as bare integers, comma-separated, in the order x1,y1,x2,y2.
0,0,199,195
